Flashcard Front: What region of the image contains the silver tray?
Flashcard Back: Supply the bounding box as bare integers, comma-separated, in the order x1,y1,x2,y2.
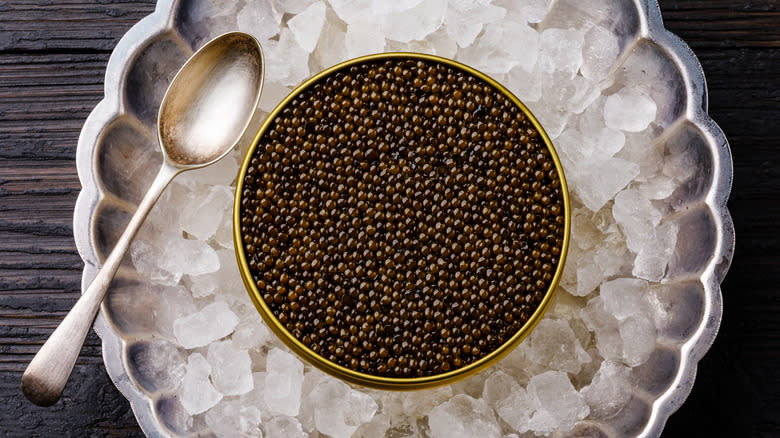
73,0,734,436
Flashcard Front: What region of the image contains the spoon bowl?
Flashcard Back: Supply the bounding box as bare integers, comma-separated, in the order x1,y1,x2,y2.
21,31,264,407
160,33,264,167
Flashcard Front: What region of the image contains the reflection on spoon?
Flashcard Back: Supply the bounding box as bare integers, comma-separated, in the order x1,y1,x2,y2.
22,31,265,407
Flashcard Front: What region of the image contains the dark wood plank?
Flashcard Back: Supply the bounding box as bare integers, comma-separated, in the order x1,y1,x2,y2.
0,53,109,159
1,363,144,438
0,0,157,52
659,0,780,48
0,1,154,436
659,1,780,435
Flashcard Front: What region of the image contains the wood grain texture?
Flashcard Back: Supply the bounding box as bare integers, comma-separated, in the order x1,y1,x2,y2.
0,0,157,52
658,1,780,436
0,0,777,436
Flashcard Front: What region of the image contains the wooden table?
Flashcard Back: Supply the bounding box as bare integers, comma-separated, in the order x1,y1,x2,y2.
1,1,777,436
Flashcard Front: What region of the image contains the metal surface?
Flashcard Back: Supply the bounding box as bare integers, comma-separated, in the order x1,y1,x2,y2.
72,0,734,436
22,31,264,408
233,52,572,391
159,33,265,167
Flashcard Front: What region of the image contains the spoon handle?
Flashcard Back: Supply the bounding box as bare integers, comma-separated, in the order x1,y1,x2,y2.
22,162,180,406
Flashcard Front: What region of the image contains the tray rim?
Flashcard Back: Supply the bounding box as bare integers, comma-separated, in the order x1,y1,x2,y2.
71,0,735,437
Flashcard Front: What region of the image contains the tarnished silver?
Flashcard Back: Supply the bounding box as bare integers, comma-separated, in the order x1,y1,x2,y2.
22,31,264,407
70,0,734,437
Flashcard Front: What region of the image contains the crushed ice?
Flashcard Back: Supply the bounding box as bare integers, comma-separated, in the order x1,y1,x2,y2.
127,0,689,435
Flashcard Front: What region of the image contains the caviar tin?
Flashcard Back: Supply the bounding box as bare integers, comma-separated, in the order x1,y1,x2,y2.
233,52,571,390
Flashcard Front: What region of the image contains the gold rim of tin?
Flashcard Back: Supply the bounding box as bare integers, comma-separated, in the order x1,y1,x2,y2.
234,52,571,390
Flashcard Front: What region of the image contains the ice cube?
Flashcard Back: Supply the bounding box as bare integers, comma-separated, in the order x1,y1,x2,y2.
444,3,505,48
599,278,649,320
345,22,386,58
353,413,391,438
205,399,263,438
618,127,666,177
619,313,656,366
426,28,458,58
445,14,483,49
495,387,536,433
581,25,621,82
428,394,501,438
518,0,553,23
613,188,663,253
327,0,392,25
297,368,329,432
450,369,492,398
604,88,657,132
575,251,603,296
312,7,348,69
570,208,601,250
186,249,240,299
310,378,378,438
259,82,293,113
538,28,584,79
527,371,589,434
174,300,239,349
494,0,552,24
237,0,282,46
576,98,627,157
524,318,591,374
207,340,254,396
344,389,380,428
592,236,630,286
448,0,491,11
495,343,541,387
382,422,420,438
152,284,197,340
130,231,220,285
637,175,677,200
581,297,623,362
565,75,602,114
288,1,327,52
232,316,274,350
458,22,539,74
503,63,542,103
264,348,304,416
526,101,570,139
240,372,271,416
546,289,588,321
188,0,235,23
633,221,678,281
662,137,699,184
177,151,240,189
143,178,187,231
482,370,521,406
180,353,223,415
569,156,640,212
263,29,311,87
580,360,632,419
594,127,626,157
180,185,233,242
128,340,186,392
382,0,446,43
265,415,306,438
214,210,236,250
401,385,453,416
271,0,317,15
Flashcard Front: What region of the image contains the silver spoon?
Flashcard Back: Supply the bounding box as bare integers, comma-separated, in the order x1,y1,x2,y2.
22,31,265,407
